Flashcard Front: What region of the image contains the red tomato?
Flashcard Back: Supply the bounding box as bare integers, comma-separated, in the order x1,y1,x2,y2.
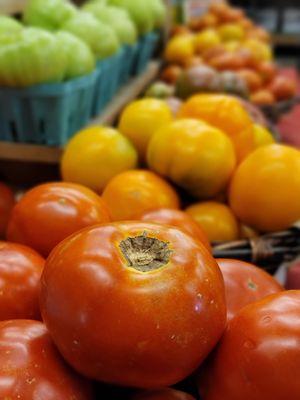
0,241,45,320
139,209,211,252
0,182,15,238
199,291,300,400
7,182,110,257
217,259,283,320
0,320,93,399
133,388,196,400
40,222,226,388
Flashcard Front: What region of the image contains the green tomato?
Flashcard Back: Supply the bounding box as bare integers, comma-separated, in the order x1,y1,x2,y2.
0,15,23,34
56,31,95,79
23,0,77,31
108,0,155,35
0,28,66,87
82,3,137,45
61,11,120,59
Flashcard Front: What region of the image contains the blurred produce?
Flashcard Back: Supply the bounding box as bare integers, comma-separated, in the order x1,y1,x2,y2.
145,82,175,99
0,183,15,238
286,259,300,290
0,15,23,35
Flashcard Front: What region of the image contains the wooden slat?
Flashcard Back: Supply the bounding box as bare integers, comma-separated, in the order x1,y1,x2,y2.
0,0,27,14
0,61,160,164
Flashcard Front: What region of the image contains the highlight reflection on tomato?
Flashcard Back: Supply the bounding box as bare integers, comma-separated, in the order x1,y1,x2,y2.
139,208,211,252
0,320,93,400
40,222,226,389
133,388,196,400
199,291,300,400
217,259,283,320
0,241,45,320
7,182,111,257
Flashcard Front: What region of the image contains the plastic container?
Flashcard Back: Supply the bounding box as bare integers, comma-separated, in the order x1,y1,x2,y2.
133,31,160,75
0,71,98,146
92,49,124,116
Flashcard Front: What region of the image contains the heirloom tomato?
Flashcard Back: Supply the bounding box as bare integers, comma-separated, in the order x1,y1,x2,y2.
139,208,211,251
178,94,256,162
229,144,300,232
0,241,44,320
217,258,283,320
0,320,93,400
40,222,226,388
102,170,180,221
7,182,110,256
199,291,300,400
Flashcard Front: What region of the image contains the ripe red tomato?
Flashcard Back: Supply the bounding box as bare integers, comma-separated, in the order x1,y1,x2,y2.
0,241,45,320
133,388,196,400
217,259,283,320
139,208,211,252
7,182,110,257
199,291,300,400
0,320,93,399
0,182,15,238
40,222,226,388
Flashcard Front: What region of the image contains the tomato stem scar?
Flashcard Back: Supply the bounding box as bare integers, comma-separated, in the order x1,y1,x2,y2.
119,231,172,272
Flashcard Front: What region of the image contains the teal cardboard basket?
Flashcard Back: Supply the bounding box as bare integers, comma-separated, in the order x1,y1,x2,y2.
133,32,159,75
92,49,124,116
118,43,139,85
0,70,98,146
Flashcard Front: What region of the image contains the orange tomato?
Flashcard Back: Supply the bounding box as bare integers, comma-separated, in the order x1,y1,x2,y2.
178,94,255,162
250,89,275,105
186,201,239,242
183,56,203,68
7,182,111,257
270,76,297,101
238,69,263,92
209,52,246,71
102,170,180,221
229,144,300,232
118,99,173,161
165,35,195,65
139,208,211,251
256,61,277,84
0,182,15,238
171,25,191,37
160,65,182,84
40,221,226,388
190,13,219,30
147,119,236,199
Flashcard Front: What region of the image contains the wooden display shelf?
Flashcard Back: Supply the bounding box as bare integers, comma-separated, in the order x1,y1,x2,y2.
0,61,160,165
273,34,300,47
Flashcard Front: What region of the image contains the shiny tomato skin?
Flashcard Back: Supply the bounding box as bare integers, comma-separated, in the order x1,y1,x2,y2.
133,388,196,400
139,208,211,252
0,241,45,320
7,182,110,257
0,182,15,238
199,291,300,400
0,320,93,399
217,259,283,320
40,222,226,389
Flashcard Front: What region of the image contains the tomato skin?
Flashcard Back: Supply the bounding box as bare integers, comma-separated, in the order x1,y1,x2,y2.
217,259,283,320
102,170,180,221
0,320,93,399
40,222,226,388
199,291,300,400
0,182,15,238
133,388,196,400
0,241,45,320
139,208,211,252
7,182,111,257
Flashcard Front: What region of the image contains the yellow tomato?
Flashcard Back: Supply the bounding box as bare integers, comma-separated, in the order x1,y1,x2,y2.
164,34,195,65
178,94,256,162
218,23,245,42
147,119,236,199
243,39,273,62
229,144,300,232
194,29,221,54
118,99,173,161
186,201,240,242
61,126,138,193
102,169,180,221
253,124,275,149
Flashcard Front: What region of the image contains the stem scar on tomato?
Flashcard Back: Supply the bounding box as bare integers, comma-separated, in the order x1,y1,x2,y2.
248,279,258,291
119,231,173,272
